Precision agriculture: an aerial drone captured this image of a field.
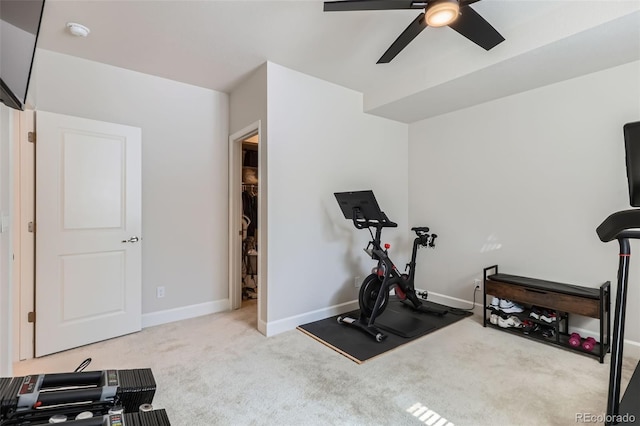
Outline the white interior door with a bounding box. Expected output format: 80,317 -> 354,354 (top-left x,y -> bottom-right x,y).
35,111 -> 142,357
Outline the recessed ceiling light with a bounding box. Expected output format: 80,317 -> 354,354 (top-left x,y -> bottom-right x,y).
66,22 -> 90,37
425,0 -> 460,27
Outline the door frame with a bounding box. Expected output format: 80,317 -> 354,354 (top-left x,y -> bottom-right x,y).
228,122 -> 262,325
0,107 -> 19,375
14,110 -> 35,361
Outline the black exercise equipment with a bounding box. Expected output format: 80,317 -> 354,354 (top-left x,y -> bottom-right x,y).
596,120 -> 640,425
35,409 -> 172,426
0,369 -> 157,425
0,409 -> 171,426
334,190 -> 447,342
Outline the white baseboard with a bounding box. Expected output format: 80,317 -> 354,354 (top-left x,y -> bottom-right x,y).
143,293 -> 640,351
142,299 -> 230,328
265,300 -> 359,337
425,290 -> 481,310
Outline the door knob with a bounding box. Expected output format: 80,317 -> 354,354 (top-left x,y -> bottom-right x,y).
121,236 -> 140,243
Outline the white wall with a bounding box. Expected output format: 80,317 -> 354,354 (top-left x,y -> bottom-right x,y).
31,50 -> 230,319
230,64 -> 267,137
229,62 -> 410,333
0,105 -> 13,375
409,61 -> 640,341
265,62 -> 408,331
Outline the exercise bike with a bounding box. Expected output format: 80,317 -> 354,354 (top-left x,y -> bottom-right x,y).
334,190 -> 447,342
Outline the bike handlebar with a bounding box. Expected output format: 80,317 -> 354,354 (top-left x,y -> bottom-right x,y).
413,229 -> 437,248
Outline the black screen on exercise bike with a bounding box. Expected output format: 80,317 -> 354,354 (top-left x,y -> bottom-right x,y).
334,190 -> 386,222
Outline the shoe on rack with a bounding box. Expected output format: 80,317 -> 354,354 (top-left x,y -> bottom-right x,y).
529,306 -> 543,320
521,320 -> 539,334
540,310 -> 557,323
510,316 -> 523,328
498,315 -> 523,329
542,326 -> 556,339
490,297 -> 500,310
499,299 -> 524,314
490,313 -> 498,325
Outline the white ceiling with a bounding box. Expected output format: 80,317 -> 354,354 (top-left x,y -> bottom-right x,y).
37,0 -> 640,123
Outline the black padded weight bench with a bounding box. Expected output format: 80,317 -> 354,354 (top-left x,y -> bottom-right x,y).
596,121 -> 640,425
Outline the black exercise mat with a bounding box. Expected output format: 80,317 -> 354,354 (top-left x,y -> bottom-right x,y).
297,298 -> 472,363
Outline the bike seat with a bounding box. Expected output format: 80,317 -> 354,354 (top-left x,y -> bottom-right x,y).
411,227 -> 429,233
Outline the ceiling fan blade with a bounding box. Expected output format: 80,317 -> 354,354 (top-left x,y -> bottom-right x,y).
324,0 -> 424,12
448,5 -> 504,50
377,12 -> 427,63
459,0 -> 481,6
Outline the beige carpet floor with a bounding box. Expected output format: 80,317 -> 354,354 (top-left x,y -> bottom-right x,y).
12,301 -> 640,426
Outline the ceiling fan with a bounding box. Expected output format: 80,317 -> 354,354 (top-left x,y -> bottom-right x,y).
323,0 -> 505,63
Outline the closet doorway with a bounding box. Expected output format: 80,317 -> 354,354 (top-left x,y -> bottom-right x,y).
240,136 -> 258,304
228,122 -> 262,331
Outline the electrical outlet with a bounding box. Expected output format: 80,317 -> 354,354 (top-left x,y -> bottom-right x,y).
156,286 -> 165,298
474,278 -> 482,290
354,276 -> 362,288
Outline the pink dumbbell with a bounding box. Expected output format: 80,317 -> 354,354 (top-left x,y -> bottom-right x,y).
582,337 -> 596,352
569,332 -> 582,347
